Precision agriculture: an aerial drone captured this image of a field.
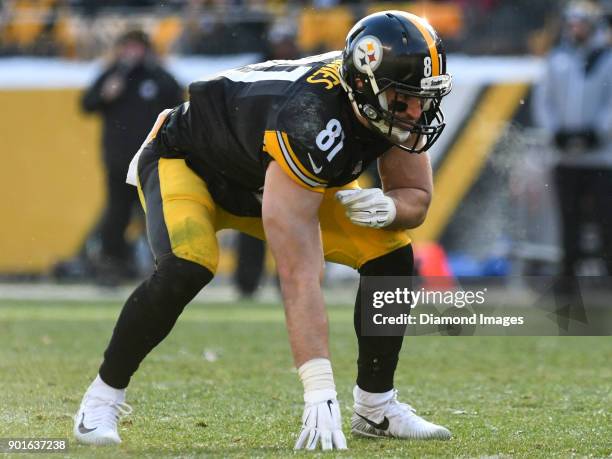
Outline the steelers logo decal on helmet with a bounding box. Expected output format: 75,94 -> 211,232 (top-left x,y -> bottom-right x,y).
353,36 -> 383,73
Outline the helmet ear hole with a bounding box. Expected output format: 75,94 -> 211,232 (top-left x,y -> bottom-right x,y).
354,77 -> 365,90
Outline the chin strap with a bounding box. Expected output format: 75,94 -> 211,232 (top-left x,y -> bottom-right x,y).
339,69 -> 364,119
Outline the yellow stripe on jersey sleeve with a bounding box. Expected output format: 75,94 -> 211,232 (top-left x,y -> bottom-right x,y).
263,130 -> 327,193
279,132 -> 328,184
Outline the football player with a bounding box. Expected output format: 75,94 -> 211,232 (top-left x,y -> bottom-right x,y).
74,11 -> 453,449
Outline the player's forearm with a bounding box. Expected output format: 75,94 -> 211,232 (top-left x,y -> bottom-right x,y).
272,248 -> 330,367
263,214 -> 328,367
279,274 -> 329,367
386,187 -> 431,230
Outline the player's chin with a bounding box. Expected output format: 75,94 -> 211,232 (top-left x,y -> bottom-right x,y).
393,130 -> 425,150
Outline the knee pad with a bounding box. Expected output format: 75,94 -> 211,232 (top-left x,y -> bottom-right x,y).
152,255 -> 214,306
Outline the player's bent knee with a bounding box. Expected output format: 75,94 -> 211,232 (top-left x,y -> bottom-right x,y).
155,254 -> 214,298
358,244 -> 414,277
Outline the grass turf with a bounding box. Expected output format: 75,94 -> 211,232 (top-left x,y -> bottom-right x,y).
0,299 -> 610,458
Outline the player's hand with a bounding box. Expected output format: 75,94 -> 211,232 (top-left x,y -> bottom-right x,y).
336,188 -> 396,228
294,389 -> 347,451
101,74 -> 126,102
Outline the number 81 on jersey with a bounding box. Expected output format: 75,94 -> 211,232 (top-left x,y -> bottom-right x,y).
316,119 -> 345,162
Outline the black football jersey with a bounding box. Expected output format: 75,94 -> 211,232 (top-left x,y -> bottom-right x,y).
159,51 -> 392,215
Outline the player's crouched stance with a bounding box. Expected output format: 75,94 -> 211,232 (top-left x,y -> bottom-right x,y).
74,10 -> 453,450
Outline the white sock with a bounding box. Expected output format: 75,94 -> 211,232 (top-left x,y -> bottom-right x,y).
354,385 -> 394,408
87,374 -> 126,403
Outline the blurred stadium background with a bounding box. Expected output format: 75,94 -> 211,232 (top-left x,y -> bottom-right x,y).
1,0 -> 611,289
2,5 -> 611,455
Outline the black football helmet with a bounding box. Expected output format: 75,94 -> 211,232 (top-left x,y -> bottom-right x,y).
340,11 -> 452,153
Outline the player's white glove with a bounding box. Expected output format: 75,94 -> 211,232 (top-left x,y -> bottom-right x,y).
336,188 -> 397,228
294,389 -> 347,451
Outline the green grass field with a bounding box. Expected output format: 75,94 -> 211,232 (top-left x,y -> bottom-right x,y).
1,298 -> 610,458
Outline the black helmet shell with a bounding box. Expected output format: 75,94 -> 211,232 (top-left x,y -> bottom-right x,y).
341,11 -> 452,152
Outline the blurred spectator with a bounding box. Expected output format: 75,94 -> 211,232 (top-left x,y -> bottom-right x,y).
263,19 -> 300,60
77,0 -> 161,16
177,0 -> 270,55
0,0 -> 566,59
451,0 -> 558,54
233,19 -> 300,298
532,0 -> 612,276
0,0 -> 63,56
75,29 -> 182,284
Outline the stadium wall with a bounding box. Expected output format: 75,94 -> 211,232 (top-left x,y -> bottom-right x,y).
0,56 -> 542,274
